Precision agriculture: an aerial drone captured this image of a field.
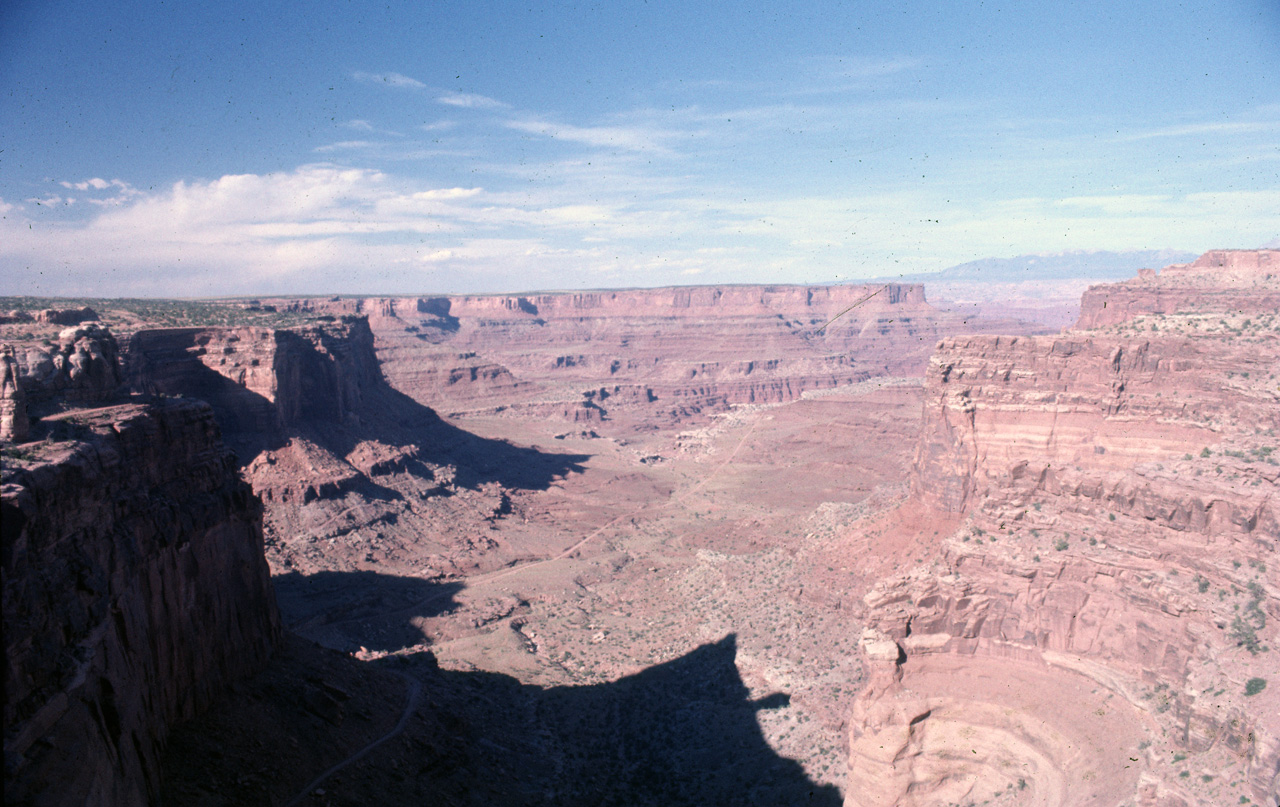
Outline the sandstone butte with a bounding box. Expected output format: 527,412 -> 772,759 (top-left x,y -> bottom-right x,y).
0,250 -> 1275,806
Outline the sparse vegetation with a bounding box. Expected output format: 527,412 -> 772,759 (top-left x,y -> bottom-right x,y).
1244,678 -> 1267,696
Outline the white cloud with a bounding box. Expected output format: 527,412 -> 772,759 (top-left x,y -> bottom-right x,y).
3,151 -> 1277,297
436,92 -> 508,109
353,71 -> 425,89
26,195 -> 71,206
59,177 -> 110,191
1120,120 -> 1280,141
314,140 -> 379,152
504,118 -> 673,154
53,178 -> 144,206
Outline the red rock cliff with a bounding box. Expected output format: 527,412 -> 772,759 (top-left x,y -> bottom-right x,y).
123,317 -> 380,448
266,283 -> 1040,420
1077,249 -> 1280,328
852,251 -> 1280,806
3,400 -> 281,806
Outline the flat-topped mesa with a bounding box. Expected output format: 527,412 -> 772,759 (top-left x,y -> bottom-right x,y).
432,282 -> 928,319
263,283 -> 1034,417
123,317 -> 381,449
280,283 -> 928,319
2,401 -> 280,806
1077,248 -> 1280,328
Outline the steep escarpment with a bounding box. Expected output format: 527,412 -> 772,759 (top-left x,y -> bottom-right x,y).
123,317 -> 379,453
850,251 -> 1279,807
911,332 -> 1273,513
1077,249 -> 1280,329
267,284 -> 1043,423
121,316 -> 589,605
2,401 -> 280,806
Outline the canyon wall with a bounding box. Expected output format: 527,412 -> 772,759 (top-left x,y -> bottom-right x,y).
2,400 -> 281,806
123,317 -> 381,450
1077,249 -> 1280,328
265,283 -> 1044,421
850,251 -> 1280,806
118,316 -> 548,586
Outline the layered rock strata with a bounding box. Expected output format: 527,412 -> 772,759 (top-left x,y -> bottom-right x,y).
123,317 -> 378,450
265,284 -> 1043,421
119,316 -> 571,589
850,251 -> 1280,806
1077,249 -> 1280,328
2,401 -> 281,806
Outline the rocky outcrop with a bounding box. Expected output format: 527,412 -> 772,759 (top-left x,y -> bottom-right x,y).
910,332 -> 1276,513
8,324 -> 122,411
123,317 -> 380,449
1,307 -> 101,326
851,250 -> 1280,806
2,400 -> 281,806
1,345 -> 29,442
1077,249 -> 1280,328
36,307 -> 100,326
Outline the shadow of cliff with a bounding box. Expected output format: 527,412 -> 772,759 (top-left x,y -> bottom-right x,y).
161,632 -> 843,806
124,327 -> 589,493
513,633 -> 842,806
273,571 -> 463,653
345,382 -> 591,493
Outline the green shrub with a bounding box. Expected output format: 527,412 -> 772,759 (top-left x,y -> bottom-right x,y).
1244,678 -> 1267,696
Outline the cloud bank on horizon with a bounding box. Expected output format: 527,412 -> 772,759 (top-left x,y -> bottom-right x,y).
0,0 -> 1277,297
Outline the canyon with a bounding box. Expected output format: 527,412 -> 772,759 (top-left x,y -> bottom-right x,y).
2,252 -> 1276,806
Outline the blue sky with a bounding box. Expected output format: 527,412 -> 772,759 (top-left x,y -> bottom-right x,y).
1,0 -> 1277,296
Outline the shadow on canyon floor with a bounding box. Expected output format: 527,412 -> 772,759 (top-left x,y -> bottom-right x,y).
357,383 -> 592,493
273,571 -> 464,653
162,632 -> 842,806
124,334 -> 590,494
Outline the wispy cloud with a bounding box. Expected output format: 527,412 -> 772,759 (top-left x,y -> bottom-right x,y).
5,152 -> 1276,298
437,92 -> 508,109
353,71 -> 425,89
314,140 -> 379,152
340,119 -> 404,137
504,118 -> 674,154
61,177 -> 110,191
1120,119 -> 1280,141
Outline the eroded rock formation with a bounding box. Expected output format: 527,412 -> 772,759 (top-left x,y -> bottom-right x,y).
2,401 -> 281,806
123,317 -> 379,450
265,284 -> 1043,423
850,250 -> 1280,806
8,323 -> 122,410
1,345 -> 29,442
1078,249 -> 1280,328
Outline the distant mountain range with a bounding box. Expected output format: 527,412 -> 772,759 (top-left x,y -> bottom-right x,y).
867,249 -> 1199,284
